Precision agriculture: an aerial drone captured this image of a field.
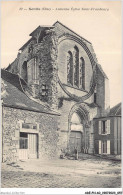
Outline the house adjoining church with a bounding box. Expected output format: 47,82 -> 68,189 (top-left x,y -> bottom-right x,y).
94,103 -> 121,155
1,21 -> 120,163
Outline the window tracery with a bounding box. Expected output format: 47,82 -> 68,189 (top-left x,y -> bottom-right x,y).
66,46 -> 85,90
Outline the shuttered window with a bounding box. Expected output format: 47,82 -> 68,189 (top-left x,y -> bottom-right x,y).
107,140 -> 110,154
99,121 -> 102,134
98,140 -> 110,154
99,140 -> 101,154
106,120 -> 110,134
98,120 -> 110,135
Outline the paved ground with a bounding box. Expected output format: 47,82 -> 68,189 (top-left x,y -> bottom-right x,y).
1,155 -> 121,188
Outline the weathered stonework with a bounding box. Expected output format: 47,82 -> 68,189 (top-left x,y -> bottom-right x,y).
38,30 -> 58,109
2,106 -> 60,162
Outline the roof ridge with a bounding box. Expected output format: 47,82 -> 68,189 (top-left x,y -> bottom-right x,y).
53,21 -> 92,44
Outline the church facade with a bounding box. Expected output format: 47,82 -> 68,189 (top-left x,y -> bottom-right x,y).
2,21 -> 110,162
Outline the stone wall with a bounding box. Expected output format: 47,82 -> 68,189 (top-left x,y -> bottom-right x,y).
104,78 -> 110,114
37,30 -> 58,109
2,106 -> 60,163
96,67 -> 105,116
16,29 -> 58,109
96,66 -> 110,116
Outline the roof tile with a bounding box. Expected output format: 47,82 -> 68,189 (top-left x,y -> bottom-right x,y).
1,69 -> 60,116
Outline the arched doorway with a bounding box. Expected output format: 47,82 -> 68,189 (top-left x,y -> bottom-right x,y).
68,103 -> 90,154
69,112 -> 83,153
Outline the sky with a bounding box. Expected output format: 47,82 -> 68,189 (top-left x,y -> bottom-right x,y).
1,1 -> 122,107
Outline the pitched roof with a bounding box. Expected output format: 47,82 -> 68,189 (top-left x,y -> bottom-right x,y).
109,103 -> 121,116
53,21 -> 91,44
1,69 -> 60,116
19,26 -> 55,51
19,21 -> 92,51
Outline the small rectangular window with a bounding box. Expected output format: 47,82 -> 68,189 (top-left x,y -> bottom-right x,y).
22,123 -> 37,130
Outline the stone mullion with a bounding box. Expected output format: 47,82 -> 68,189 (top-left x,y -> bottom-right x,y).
76,53 -> 79,88
75,53 -> 77,86
67,56 -> 70,84
73,51 -> 76,87
70,56 -> 73,86
73,48 -> 79,88
82,62 -> 85,90
79,60 -> 82,89
77,53 -> 80,88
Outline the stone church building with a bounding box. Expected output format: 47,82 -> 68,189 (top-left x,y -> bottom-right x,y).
1,21 -> 110,162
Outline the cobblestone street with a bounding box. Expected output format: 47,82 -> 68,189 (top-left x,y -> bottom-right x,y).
1,155 -> 121,188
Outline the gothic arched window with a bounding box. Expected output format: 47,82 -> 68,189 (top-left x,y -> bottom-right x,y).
33,57 -> 37,79
22,61 -> 28,82
33,57 -> 39,84
74,46 -> 79,87
80,57 -> 85,90
67,51 -> 73,85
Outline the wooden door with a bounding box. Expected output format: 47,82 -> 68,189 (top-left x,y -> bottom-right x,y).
69,131 -> 82,153
19,149 -> 28,160
28,134 -> 38,159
